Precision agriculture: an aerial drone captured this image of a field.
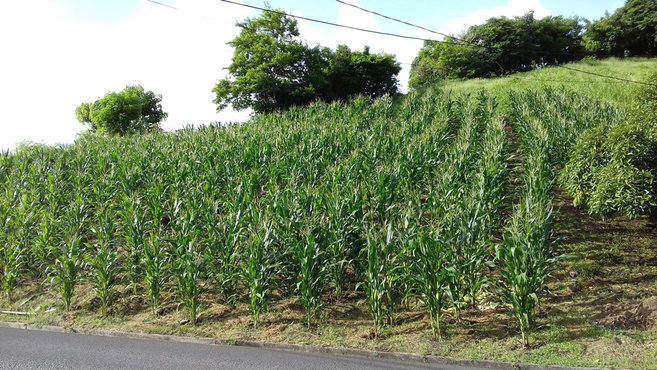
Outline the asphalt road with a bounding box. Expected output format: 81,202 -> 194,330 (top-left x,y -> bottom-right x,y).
0,327 -> 484,369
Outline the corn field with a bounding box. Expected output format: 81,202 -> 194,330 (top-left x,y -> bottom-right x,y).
0,88 -> 620,343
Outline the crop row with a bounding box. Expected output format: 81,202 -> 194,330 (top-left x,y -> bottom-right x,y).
0,89 -> 607,343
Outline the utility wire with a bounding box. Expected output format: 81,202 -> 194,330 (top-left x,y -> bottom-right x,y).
557,65 -> 657,86
335,0 -> 452,40
147,0 -> 656,87
336,0 -> 656,87
215,0 -> 477,46
146,0 -> 178,10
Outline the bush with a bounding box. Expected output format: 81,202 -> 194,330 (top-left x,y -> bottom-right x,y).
76,85 -> 167,136
410,12 -> 584,87
561,73 -> 657,218
583,0 -> 657,58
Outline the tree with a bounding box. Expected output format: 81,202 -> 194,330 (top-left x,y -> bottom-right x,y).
583,0 -> 657,57
76,85 -> 167,135
213,11 -> 400,114
409,13 -> 584,88
213,11 -> 328,114
324,45 -> 400,102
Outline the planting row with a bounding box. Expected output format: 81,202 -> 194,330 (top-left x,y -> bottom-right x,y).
0,89 -> 595,343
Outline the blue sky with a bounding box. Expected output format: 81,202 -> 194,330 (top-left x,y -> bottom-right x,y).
61,0 -> 625,27
0,0 -> 629,150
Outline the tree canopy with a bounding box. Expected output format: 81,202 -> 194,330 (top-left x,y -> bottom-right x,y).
409,12 -> 584,88
583,0 -> 657,57
213,11 -> 400,114
76,85 -> 166,136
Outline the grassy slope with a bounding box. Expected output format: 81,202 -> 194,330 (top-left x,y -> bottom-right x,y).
2,58 -> 657,368
442,57 -> 656,108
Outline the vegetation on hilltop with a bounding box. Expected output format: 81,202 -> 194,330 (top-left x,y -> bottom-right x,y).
76,85 -> 166,136
213,10 -> 400,114
410,0 -> 656,89
584,0 -> 657,58
410,13 -> 584,87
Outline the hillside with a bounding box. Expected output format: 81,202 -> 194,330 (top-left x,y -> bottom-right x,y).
1,58 -> 657,368
442,57 -> 655,108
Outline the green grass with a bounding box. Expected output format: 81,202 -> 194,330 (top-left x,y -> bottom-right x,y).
442,57 -> 656,107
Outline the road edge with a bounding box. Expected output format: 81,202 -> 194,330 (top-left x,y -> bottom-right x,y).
0,320 -> 600,370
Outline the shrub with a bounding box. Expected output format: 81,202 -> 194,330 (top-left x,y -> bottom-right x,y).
561,74 -> 657,218
76,85 -> 166,135
410,12 -> 584,87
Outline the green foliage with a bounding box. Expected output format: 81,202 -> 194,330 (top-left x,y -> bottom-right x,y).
362,232 -> 387,337
119,197 -> 147,295
496,112 -> 558,348
143,234 -> 168,310
213,11 -> 400,114
324,45 -> 400,102
561,74 -> 657,217
0,82 -> 624,342
243,221 -> 276,327
406,232 -> 451,339
86,243 -> 121,316
295,227 -> 327,327
50,237 -> 84,310
1,244 -> 25,300
170,214 -> 204,325
76,85 -> 167,135
583,0 -> 657,57
410,12 -> 584,87
204,210 -> 242,305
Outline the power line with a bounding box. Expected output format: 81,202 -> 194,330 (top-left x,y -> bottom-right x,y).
336,0 -> 452,40
215,0 -> 479,46
146,0 -> 656,87
146,0 -> 177,10
557,65 -> 657,86
336,0 -> 656,87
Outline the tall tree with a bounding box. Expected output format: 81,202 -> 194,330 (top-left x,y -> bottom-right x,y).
214,11 -> 400,114
213,11 -> 328,114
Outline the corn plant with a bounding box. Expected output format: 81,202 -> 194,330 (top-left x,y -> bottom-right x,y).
295,228 -> 327,328
120,197 -> 148,295
242,221 -> 276,327
33,211 -> 60,273
497,117 -> 558,347
86,242 -> 121,316
495,200 -> 557,347
325,195 -> 355,298
406,232 -> 452,339
204,210 -> 242,305
1,244 -> 25,300
171,245 -> 203,325
362,235 -> 385,337
50,237 -> 84,310
362,224 -> 402,336
170,215 -> 203,325
143,233 -> 168,311
1,203 -> 31,299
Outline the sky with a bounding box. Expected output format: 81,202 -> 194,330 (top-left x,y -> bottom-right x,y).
0,0 -> 626,151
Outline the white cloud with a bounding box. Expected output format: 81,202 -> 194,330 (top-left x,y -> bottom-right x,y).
443,0 -> 551,35
0,0 -> 550,151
